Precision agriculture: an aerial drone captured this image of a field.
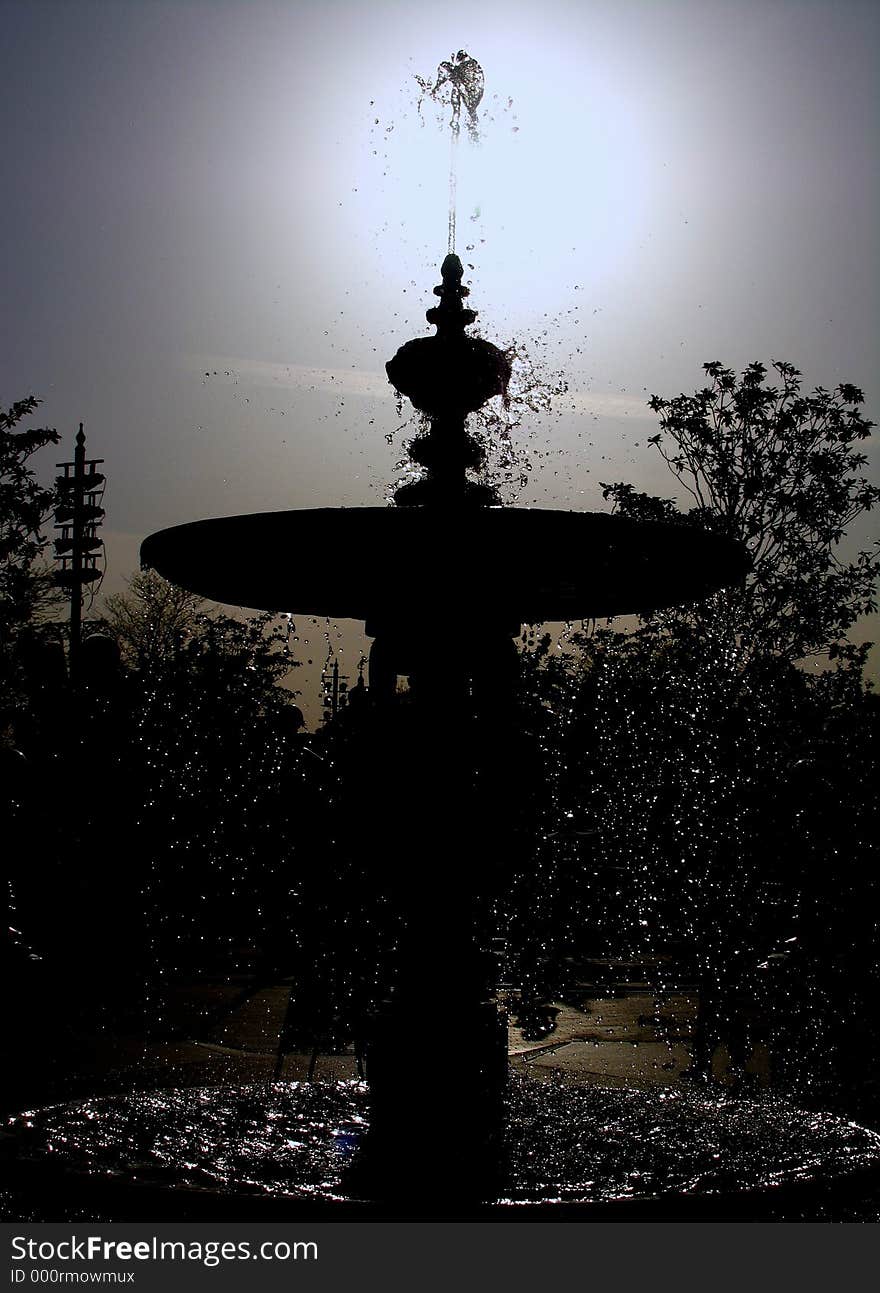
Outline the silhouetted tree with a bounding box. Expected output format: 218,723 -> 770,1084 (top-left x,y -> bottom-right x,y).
603,360 -> 879,666
0,397 -> 61,715
10,568 -> 307,1029
1,399 -> 65,1105
509,362 -> 879,1095
102,583 -> 305,974
103,568 -> 204,672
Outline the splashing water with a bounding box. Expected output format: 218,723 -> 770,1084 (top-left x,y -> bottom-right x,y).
416,51 -> 485,253
385,322 -> 570,507
5,1075 -> 880,1217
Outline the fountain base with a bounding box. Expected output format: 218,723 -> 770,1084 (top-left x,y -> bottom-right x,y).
354,1000 -> 509,1204
4,1074 -> 880,1221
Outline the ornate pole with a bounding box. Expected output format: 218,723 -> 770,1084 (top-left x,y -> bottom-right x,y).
54,424 -> 105,684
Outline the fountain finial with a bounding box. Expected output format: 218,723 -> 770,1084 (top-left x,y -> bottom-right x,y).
426,253 -> 476,335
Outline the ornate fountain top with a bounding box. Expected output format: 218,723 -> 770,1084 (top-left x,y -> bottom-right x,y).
386,256 -> 511,509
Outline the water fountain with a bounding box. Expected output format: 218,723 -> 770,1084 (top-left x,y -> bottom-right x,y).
135,233 -> 755,1196
5,55 -> 880,1222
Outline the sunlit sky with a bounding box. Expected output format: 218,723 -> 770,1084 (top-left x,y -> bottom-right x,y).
3,0 -> 878,715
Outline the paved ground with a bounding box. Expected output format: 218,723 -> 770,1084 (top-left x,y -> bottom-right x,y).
19,975 -> 770,1100
143,984 -> 702,1090
2,958 -> 783,1115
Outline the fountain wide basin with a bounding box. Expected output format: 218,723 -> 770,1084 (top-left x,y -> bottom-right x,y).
5,1075 -> 880,1221
140,507 -> 749,624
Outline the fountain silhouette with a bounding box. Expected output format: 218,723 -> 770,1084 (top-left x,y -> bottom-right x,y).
3,48 -> 878,1222
139,251 -> 751,1204
5,254 -> 880,1221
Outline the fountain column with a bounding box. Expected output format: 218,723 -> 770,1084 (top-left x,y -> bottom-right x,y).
350,254 -> 516,1202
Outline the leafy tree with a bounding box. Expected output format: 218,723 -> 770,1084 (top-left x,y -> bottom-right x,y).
103,570 -> 301,738
1,397 -> 61,713
507,361 -> 880,1091
603,361 -> 879,666
99,571 -> 307,975
103,568 -> 205,672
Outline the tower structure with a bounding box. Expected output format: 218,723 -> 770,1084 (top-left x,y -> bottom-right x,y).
54,424 -> 105,682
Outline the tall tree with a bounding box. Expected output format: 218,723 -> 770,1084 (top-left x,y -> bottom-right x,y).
603,361 -> 879,666
0,397 -> 61,715
576,361 -> 880,1086
507,362 -> 879,1088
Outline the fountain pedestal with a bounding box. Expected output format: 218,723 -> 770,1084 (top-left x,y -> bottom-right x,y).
340,614 -> 521,1201
362,1000 -> 508,1201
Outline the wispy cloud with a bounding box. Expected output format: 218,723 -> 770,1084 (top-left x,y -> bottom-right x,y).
184,355 -> 391,400
563,391 -> 655,421
184,354 -> 655,421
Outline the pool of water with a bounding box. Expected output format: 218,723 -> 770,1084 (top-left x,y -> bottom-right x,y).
5,1072 -> 880,1219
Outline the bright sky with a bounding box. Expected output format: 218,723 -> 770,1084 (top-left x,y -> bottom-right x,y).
3,0 -> 878,716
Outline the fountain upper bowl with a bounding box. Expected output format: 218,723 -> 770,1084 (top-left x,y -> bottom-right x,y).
141,506 -> 749,625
